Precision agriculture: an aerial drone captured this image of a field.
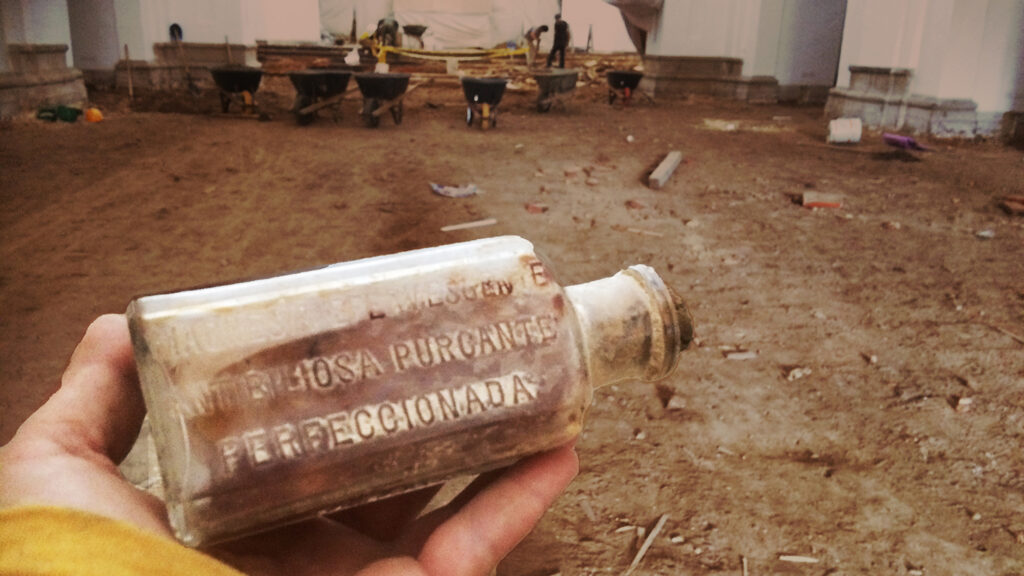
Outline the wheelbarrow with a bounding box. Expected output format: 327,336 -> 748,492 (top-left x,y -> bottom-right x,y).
461,77 -> 507,130
402,24 -> 428,48
606,70 -> 644,106
534,69 -> 578,113
288,69 -> 352,125
210,65 -> 263,114
354,72 -> 412,127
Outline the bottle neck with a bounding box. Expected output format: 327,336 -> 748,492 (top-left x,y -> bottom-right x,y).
564,265 -> 693,388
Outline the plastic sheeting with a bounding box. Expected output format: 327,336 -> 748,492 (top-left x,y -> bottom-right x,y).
602,0 -> 661,32
319,0 -> 557,49
602,0 -> 661,53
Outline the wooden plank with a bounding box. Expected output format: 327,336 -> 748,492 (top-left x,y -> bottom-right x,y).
648,151 -> 683,189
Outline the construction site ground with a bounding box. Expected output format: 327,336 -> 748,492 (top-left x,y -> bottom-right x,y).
2,52 -> 1024,575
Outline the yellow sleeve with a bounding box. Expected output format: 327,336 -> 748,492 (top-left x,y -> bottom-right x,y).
0,506 -> 245,576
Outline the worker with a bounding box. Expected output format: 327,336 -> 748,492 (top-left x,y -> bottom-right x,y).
546,14 -> 571,68
0,314 -> 579,575
375,16 -> 400,48
524,24 -> 549,67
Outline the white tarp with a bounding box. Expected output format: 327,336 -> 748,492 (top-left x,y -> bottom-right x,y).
601,0 -> 661,53
319,0 -> 557,49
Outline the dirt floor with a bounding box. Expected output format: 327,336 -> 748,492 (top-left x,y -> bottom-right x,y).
2,65 -> 1024,575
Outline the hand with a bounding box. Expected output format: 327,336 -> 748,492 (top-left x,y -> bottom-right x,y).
0,315 -> 579,576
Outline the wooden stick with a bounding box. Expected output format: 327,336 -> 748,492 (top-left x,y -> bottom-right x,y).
124,44 -> 134,101
371,82 -> 425,117
622,514 -> 668,576
298,85 -> 360,116
986,323 -> 1024,346
441,218 -> 497,232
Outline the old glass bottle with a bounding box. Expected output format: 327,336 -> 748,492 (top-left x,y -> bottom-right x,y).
127,236 -> 693,547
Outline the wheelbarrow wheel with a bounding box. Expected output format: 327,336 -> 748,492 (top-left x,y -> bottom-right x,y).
363,99 -> 381,128
219,92 -> 232,113
608,90 -> 617,105
537,99 -> 552,113
391,101 -> 403,125
465,106 -> 473,126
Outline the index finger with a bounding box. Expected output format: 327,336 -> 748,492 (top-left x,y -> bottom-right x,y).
15,314 -> 144,463
412,445 -> 578,576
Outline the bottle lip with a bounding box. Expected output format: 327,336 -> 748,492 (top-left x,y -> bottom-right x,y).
623,265 -> 694,380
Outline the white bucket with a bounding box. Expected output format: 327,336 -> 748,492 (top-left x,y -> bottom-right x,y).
827,117 -> 862,144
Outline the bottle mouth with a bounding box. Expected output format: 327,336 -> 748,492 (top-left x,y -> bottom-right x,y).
622,265 -> 694,380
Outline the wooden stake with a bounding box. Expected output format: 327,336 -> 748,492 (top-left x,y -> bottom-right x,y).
124,44 -> 134,101
622,514 -> 668,576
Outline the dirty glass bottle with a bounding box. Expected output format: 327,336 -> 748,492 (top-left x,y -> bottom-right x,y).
127,236 -> 693,547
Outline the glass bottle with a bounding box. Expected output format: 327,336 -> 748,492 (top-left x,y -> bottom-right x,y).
127,236 -> 693,547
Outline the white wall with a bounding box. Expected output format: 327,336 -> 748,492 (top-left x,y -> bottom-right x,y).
647,0 -> 763,66
112,0 -> 319,63
242,0 -> 320,44
647,0 -> 846,86
837,0 -> 1024,112
68,0 -> 120,70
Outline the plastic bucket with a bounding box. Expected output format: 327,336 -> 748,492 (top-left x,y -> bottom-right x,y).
827,117 -> 862,144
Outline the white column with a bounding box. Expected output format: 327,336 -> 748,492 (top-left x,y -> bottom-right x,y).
2,0 -> 74,65
68,0 -> 121,71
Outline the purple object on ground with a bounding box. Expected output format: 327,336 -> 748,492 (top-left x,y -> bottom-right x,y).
883,133 -> 929,151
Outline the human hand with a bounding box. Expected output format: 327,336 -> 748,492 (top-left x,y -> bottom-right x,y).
0,314 -> 579,576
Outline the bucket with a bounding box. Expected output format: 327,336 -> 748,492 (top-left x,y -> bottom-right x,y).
827,117 -> 862,144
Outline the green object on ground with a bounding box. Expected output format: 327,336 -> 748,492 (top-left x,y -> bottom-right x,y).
36,106 -> 83,123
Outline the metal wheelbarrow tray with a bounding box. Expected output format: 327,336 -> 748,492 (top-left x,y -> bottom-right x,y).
534,69 -> 578,113
354,72 -> 412,127
210,65 -> 264,114
288,69 -> 353,125
606,70 -> 644,105
461,77 -> 507,130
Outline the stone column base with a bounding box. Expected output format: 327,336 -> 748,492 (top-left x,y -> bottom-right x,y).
639,55 -> 778,103
0,44 -> 87,118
